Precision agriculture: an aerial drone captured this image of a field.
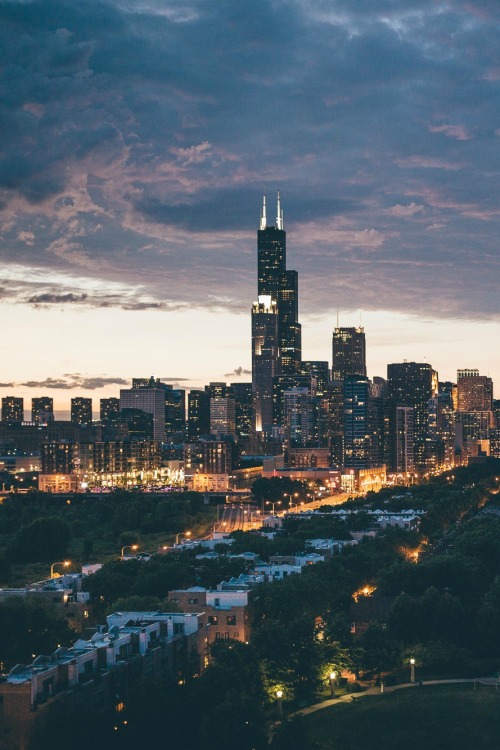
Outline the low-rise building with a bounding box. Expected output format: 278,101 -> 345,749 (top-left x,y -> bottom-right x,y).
0,611 -> 208,750
167,588 -> 252,645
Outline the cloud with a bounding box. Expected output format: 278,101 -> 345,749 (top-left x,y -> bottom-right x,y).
27,292 -> 89,306
0,0 -> 498,328
224,367 -> 252,377
20,375 -> 130,390
385,203 -> 425,217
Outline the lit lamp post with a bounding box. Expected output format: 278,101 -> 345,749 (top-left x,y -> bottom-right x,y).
266,500 -> 282,517
410,658 -> 416,683
121,544 -> 138,559
283,492 -> 298,510
175,531 -> 191,545
276,689 -> 283,718
50,560 -> 71,579
329,671 -> 337,697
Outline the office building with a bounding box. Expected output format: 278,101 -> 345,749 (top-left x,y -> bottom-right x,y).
231,382 -> 253,446
210,396 -> 236,439
70,397 -> 92,425
188,389 -> 211,439
1,396 -> 24,423
301,360 -> 330,397
343,376 -> 379,469
332,327 -> 366,381
252,295 -> 280,435
387,362 -> 438,471
165,387 -> 186,438
257,192 -> 301,375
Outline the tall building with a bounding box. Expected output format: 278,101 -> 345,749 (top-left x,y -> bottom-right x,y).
393,406 -> 415,473
231,382 -> 253,447
343,376 -> 379,469
257,193 -> 301,375
252,295 -> 280,435
100,397 -> 120,423
2,396 -> 24,423
387,362 -> 438,471
187,390 -> 211,440
301,361 -> 330,397
332,327 -> 366,381
164,388 -> 186,439
32,397 -> 54,424
457,369 -> 493,412
210,397 -> 236,439
70,397 -> 92,425
120,377 -> 167,441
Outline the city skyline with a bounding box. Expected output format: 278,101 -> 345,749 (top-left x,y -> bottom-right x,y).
1,1 -> 500,411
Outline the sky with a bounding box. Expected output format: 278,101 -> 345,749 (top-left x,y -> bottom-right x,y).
1,0 -> 500,416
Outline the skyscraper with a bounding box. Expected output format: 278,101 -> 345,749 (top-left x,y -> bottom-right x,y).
332,327 -> 366,380
257,193 -> 302,374
387,362 -> 438,471
252,295 -> 280,434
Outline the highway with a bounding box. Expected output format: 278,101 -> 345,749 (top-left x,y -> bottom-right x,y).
213,492 -> 356,534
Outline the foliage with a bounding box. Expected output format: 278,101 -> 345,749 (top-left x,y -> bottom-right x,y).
0,597 -> 74,669
7,516 -> 71,563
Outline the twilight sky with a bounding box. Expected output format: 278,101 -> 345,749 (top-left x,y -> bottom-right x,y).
1,0 -> 500,415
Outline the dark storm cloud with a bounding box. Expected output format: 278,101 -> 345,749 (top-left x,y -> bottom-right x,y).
0,0 -> 499,319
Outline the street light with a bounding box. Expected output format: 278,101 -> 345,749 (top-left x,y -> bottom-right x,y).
276,689 -> 283,718
50,560 -> 71,579
175,531 -> 191,545
410,658 -> 416,683
121,544 -> 138,559
329,671 -> 337,697
266,500 -> 282,517
283,492 -> 298,509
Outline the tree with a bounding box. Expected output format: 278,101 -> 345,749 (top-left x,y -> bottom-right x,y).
7,517 -> 71,563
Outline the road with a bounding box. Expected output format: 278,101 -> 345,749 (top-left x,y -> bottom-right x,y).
213,492 -> 356,534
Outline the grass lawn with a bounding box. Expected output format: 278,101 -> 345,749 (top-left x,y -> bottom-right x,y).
298,684 -> 500,750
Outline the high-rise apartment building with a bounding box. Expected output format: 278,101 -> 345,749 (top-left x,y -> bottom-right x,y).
70,397 -> 92,425
32,397 -> 54,424
332,327 -> 366,381
2,396 -> 24,423
100,397 -> 120,423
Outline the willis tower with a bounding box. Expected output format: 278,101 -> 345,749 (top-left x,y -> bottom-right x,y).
252,193 -> 301,438
257,192 -> 301,374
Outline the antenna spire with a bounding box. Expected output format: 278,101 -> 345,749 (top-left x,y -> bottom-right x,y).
260,195 -> 267,230
276,190 -> 283,230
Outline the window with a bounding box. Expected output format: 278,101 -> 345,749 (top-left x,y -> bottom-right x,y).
226,615 -> 236,626
208,616 -> 218,625
188,598 -> 198,604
